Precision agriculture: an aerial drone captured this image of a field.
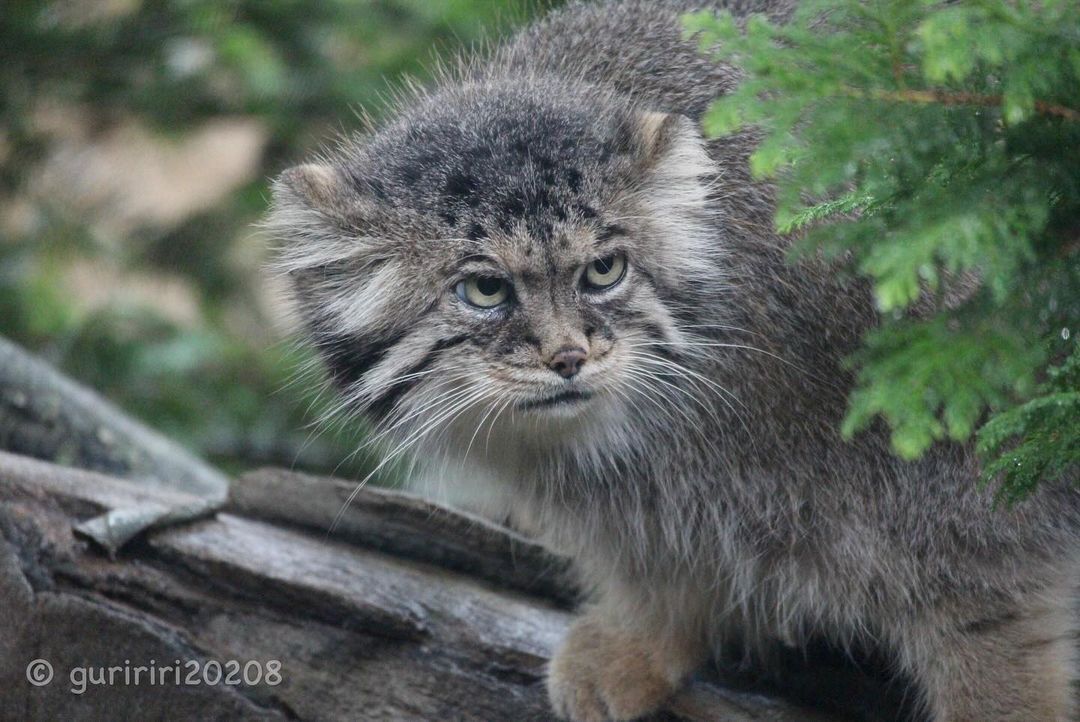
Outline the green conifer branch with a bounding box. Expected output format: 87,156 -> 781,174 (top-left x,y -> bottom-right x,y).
686,1 -> 1080,499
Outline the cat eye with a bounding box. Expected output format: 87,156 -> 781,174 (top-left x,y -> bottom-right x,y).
456,275 -> 510,308
584,253 -> 626,290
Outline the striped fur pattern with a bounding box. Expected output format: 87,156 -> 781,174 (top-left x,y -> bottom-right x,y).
265,2 -> 1080,720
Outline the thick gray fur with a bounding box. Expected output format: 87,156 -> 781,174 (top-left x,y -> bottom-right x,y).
265,2 -> 1080,720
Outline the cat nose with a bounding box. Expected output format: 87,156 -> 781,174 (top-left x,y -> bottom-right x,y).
548,347 -> 587,379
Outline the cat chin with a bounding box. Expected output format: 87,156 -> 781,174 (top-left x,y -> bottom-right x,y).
410,388 -> 626,473
519,398 -> 594,420
516,388 -> 623,427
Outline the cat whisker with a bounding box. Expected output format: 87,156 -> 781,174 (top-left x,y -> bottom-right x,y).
370,380 -> 477,447
624,349 -> 751,415
617,366 -> 709,442
625,339 -> 805,375
620,365 -> 711,431
483,394 -> 517,456
329,383 -> 492,532
329,379 -> 478,481
461,390 -> 507,467
678,323 -> 763,338
622,350 -> 755,446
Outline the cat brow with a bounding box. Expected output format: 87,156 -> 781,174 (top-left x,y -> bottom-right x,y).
597,224 -> 628,240
455,253 -> 505,274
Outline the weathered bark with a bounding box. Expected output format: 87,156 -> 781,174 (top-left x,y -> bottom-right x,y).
0,336 -> 227,498
230,467 -> 575,607
0,452 -> 841,722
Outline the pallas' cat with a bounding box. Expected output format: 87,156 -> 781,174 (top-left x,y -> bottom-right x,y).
266,2 -> 1080,719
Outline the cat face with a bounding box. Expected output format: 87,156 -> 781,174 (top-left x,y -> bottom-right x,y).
267,82 -> 721,450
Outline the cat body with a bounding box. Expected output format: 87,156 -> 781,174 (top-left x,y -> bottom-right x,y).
267,2 -> 1080,719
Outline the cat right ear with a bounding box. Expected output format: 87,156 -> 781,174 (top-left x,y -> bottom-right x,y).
274,163 -> 351,218
266,162 -> 375,277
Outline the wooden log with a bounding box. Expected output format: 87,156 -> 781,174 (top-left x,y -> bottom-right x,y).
229,467 -> 575,606
0,336 -> 228,498
0,452 -> 840,721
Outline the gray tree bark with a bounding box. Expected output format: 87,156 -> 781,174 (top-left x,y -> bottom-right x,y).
0,452 -> 843,721
0,336 -> 227,498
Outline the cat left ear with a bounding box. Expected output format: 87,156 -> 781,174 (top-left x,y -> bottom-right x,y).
631,111 -> 707,170
624,110 -> 715,195
275,163 -> 350,218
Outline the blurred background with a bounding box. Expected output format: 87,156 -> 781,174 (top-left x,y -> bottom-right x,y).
0,0 -> 558,479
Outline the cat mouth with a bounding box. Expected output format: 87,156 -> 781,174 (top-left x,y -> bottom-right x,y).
518,388 -> 594,411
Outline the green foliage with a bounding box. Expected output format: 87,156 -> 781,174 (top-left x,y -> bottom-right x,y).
685,0 -> 1079,498
979,345 -> 1080,504
0,0 -> 552,477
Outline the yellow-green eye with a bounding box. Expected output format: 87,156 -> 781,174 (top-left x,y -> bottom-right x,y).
584,254 -> 626,290
457,276 -> 510,308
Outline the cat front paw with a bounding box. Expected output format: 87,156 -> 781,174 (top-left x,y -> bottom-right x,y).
547,616 -> 684,721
